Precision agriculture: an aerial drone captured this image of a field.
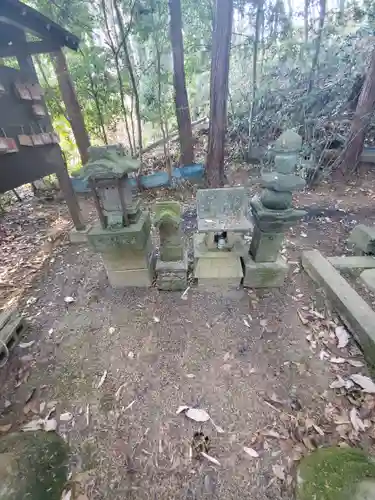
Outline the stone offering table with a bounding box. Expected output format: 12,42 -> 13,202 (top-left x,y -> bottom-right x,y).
154,201 -> 188,291
80,146 -> 154,288
194,187 -> 252,290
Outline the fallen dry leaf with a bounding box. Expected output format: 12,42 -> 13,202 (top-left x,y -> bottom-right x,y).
243,318 -> 251,328
44,418 -> 58,432
351,374 -> 375,393
176,405 -> 190,414
19,340 -> 35,349
330,357 -> 346,364
297,310 -> 309,326
262,429 -> 282,439
350,407 -> 365,433
335,325 -> 350,348
201,451 -> 221,466
243,446 -> 259,458
186,408 -> 210,422
60,412 -> 73,422
22,419 -> 44,432
272,464 -> 285,481
108,327 -> 115,334
64,296 -> 75,304
97,370 -> 107,389
347,359 -> 364,368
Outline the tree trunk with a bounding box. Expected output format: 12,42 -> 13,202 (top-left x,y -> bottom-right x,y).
206,0 -> 234,187
304,0 -> 309,44
335,46 -> 375,173
51,49 -> 90,165
168,0 -> 194,166
308,0 -> 325,93
114,0 -> 143,158
86,69 -> 108,145
248,0 -> 263,154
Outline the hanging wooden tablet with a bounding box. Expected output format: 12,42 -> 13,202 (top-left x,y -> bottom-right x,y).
14,82 -> 32,100
29,83 -> 43,100
31,134 -> 44,146
5,138 -> 18,153
0,83 -> 5,97
32,104 -> 46,117
18,134 -> 34,146
49,132 -> 60,144
0,136 -> 8,153
41,132 -> 52,144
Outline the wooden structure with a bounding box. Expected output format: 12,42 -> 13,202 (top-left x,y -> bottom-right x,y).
0,0 -> 88,229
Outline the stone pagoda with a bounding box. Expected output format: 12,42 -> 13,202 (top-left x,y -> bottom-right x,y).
194,187 -> 252,290
81,146 -> 154,288
154,201 -> 188,291
244,130 -> 306,287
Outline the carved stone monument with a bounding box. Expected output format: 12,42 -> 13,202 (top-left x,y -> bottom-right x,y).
244,130 -> 306,287
194,187 -> 252,290
154,201 -> 188,291
81,146 -> 154,288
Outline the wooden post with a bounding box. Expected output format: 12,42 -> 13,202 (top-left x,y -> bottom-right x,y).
55,160 -> 85,231
52,48 -> 90,165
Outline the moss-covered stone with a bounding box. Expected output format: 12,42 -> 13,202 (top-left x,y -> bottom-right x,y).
0,431 -> 69,500
297,447 -> 375,500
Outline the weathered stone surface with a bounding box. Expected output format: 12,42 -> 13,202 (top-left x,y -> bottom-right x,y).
328,256 -> 375,272
196,187 -> 252,232
250,227 -> 283,262
243,255 -> 288,287
69,225 -> 91,244
87,210 -> 151,252
155,253 -> 188,291
274,129 -> 302,152
101,238 -> 153,271
302,249 -> 375,370
361,269 -> 375,293
261,172 -> 305,192
251,197 -> 306,232
349,224 -> 375,255
274,153 -> 299,173
195,254 -> 243,288
0,431 -> 68,500
154,201 -> 184,262
107,266 -> 154,288
297,446 -> 375,500
260,189 -> 292,210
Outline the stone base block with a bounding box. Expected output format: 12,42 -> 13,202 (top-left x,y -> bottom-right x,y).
101,238 -> 153,271
87,210 -> 151,253
69,225 -> 91,244
250,226 -> 284,262
360,269 -> 375,293
243,255 -> 288,288
155,253 -> 188,291
106,267 -> 154,288
194,254 -> 243,290
349,224 -> 375,255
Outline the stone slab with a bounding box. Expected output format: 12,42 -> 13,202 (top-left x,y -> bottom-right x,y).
349,224 -> 375,254
251,196 -> 306,232
302,249 -> 375,369
328,256 -> 375,271
106,267 -> 154,288
87,210 -> 151,252
243,255 -> 288,288
250,227 -> 284,262
195,254 -> 243,289
69,225 -> 91,244
155,253 -> 188,291
0,310 -> 26,360
360,269 -> 375,293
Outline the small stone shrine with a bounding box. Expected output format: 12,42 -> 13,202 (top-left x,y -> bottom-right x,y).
244,130 -> 306,287
154,201 -> 188,291
194,187 -> 252,289
81,146 -> 154,288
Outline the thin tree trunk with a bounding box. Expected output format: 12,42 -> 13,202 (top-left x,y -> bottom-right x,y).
168,0 -> 194,166
101,0 -> 134,155
304,0 -> 309,44
86,69 -> 108,145
156,44 -> 172,180
51,49 -> 90,164
206,0 -> 234,187
334,46 -> 375,173
114,0 -> 143,158
248,0 -> 263,154
308,0 -> 325,93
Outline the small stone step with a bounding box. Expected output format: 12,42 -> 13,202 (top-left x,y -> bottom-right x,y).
360,268 -> 375,293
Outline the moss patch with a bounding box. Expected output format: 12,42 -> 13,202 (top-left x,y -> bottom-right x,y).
298,447 -> 375,500
0,431 -> 69,500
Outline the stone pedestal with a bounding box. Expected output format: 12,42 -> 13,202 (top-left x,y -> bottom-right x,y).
243,255 -> 288,288
154,201 -> 187,291
194,252 -> 243,291
87,210 -> 154,288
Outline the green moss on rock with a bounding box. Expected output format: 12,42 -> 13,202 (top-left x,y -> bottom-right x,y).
0,431 -> 69,500
298,447 -> 375,500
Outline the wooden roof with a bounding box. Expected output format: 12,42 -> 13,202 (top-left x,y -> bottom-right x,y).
0,0 -> 79,56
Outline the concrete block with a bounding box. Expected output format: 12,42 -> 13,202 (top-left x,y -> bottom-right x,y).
243,255 -> 288,288
195,254 -> 243,289
349,224 -> 375,255
106,267 -> 154,288
302,249 -> 375,370
361,269 -> 375,293
328,256 -> 375,272
155,253 -> 188,291
250,226 -> 284,262
69,225 -> 91,244
101,238 -> 153,271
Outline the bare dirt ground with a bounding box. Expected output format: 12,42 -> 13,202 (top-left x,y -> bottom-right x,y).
1,171 -> 375,499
